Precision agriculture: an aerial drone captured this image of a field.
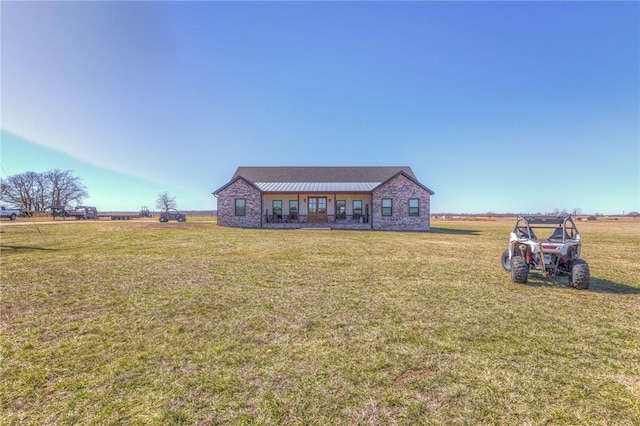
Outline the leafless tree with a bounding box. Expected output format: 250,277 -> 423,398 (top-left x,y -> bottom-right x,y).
155,191 -> 177,212
1,169 -> 88,212
46,169 -> 88,208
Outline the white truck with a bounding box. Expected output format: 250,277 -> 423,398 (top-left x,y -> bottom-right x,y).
0,206 -> 21,220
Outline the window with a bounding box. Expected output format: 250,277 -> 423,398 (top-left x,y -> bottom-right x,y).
289,200 -> 298,220
336,200 -> 346,220
409,198 -> 420,217
382,198 -> 392,216
272,200 -> 282,220
235,199 -> 245,216
353,200 -> 362,220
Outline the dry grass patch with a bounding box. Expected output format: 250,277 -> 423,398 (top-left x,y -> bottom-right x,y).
1,217 -> 639,424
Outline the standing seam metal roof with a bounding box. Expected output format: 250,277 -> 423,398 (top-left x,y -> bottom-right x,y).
255,182 -> 380,192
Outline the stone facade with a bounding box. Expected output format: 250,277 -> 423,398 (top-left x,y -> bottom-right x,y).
214,168 -> 433,231
372,174 -> 431,231
215,179 -> 262,228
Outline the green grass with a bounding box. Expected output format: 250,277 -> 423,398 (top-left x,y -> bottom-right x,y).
1,217 -> 639,425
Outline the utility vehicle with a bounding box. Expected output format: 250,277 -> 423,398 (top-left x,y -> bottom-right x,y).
501,215 -> 590,289
159,209 -> 186,223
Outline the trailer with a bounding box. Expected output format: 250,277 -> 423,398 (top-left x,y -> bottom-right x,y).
67,206 -> 99,220
106,208 -> 153,220
109,213 -> 135,220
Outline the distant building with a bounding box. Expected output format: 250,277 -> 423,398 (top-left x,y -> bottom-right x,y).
213,166 -> 434,231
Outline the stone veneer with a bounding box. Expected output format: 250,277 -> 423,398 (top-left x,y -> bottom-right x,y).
216,173 -> 431,231
371,174 -> 431,231
216,179 -> 262,228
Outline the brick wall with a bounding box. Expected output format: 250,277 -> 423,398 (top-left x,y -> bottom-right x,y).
372,174 -> 431,231
216,179 -> 262,228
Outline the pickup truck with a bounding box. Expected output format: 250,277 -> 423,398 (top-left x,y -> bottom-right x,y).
0,206 -> 21,220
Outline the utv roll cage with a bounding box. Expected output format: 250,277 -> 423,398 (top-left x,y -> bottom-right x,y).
512,215 -> 579,243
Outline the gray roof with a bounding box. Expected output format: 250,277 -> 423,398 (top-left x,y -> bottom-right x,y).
214,166 -> 434,195
232,166 -> 417,183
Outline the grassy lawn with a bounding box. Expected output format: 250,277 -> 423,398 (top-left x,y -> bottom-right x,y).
1,217 -> 639,425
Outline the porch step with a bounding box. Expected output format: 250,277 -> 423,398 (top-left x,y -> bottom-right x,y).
298,227 -> 332,231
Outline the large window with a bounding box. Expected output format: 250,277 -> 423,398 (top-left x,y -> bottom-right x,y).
289,200 -> 298,220
336,200 -> 346,220
382,198 -> 392,216
353,200 -> 362,220
272,200 -> 282,220
235,199 -> 245,216
409,198 -> 420,217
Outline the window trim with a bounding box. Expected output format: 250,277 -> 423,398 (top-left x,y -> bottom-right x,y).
289,200 -> 298,220
336,200 -> 346,220
235,198 -> 246,216
409,198 -> 420,217
272,200 -> 283,220
382,198 -> 392,216
353,200 -> 363,220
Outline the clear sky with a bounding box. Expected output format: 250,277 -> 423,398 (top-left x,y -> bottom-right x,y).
1,1 -> 638,214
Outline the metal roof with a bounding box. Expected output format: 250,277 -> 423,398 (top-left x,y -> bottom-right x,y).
255,182 -> 379,193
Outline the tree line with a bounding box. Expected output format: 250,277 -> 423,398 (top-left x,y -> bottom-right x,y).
0,169 -> 88,213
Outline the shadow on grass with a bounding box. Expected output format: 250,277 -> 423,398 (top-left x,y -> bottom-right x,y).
429,227 -> 480,236
0,245 -> 57,252
523,275 -> 640,294
589,278 -> 640,295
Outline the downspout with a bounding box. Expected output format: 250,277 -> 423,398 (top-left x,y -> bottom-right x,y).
260,192 -> 264,228
213,193 -> 218,224
370,191 -> 373,229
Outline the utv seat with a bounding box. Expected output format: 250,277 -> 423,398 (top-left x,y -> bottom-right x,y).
549,228 -> 570,242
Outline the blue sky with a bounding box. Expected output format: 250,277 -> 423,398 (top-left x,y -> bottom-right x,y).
1,1 -> 638,214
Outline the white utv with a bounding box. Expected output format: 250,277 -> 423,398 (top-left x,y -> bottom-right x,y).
501,215 -> 590,289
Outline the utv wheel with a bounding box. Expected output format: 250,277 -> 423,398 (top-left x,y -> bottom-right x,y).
159,217 -> 168,223
177,216 -> 185,222
510,255 -> 528,284
501,250 -> 511,271
570,259 -> 590,290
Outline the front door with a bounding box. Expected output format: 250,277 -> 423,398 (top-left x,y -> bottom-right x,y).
308,197 -> 327,222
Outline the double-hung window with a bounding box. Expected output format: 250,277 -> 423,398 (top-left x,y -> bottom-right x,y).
353,200 -> 362,220
382,198 -> 392,216
235,199 -> 245,216
409,198 -> 420,217
289,200 -> 298,220
272,200 -> 283,220
336,200 -> 346,220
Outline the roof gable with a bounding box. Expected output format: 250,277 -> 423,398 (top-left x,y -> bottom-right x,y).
373,170 -> 435,195
212,175 -> 261,195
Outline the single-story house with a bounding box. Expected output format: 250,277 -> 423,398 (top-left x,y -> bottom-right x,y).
213,166 -> 434,231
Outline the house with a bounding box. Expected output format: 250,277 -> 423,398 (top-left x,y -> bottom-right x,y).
213,166 -> 434,231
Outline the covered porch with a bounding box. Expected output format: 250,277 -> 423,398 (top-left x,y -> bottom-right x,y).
262,193 -> 372,230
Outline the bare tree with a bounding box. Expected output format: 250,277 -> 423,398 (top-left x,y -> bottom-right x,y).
571,207 -> 583,216
1,171 -> 39,211
1,169 -> 88,212
46,169 -> 88,208
155,191 -> 177,212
